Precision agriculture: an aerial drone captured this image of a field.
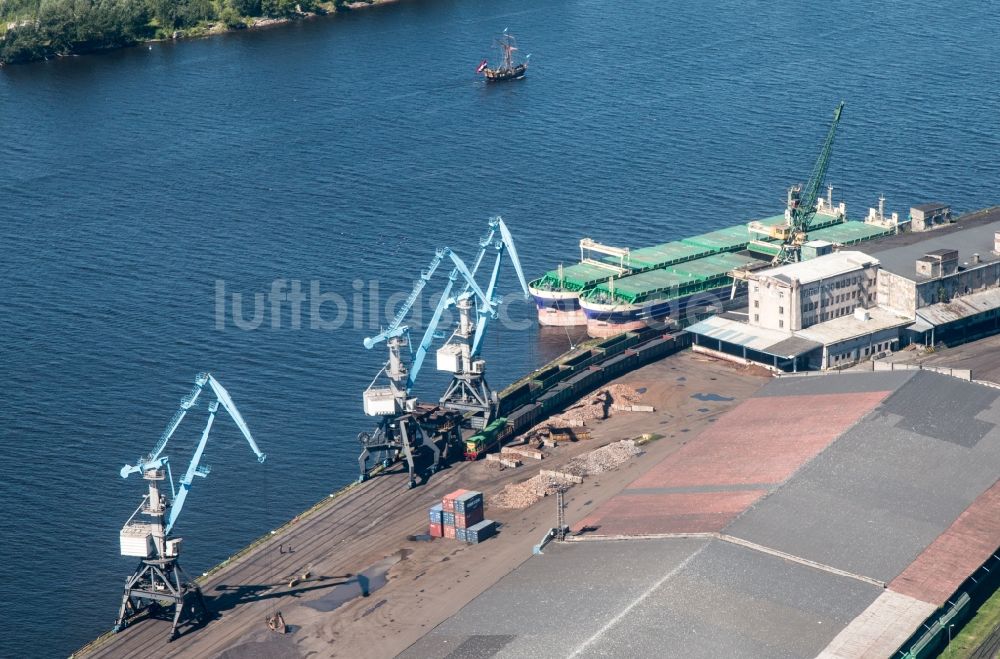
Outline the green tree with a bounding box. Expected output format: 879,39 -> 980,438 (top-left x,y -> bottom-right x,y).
229,0 -> 261,16
261,0 -> 297,18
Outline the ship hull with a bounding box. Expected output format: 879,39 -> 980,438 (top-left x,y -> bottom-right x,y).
484,63 -> 528,82
530,287 -> 587,326
580,286 -> 745,337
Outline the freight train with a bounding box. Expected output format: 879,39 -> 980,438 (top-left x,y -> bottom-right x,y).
462,328 -> 690,459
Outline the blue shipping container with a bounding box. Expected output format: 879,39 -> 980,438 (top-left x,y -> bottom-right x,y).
455,491 -> 484,513
442,511 -> 455,526
429,503 -> 443,525
467,519 -> 497,544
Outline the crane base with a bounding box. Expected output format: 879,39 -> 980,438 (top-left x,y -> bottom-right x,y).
358,406 -> 462,488
115,558 -> 209,640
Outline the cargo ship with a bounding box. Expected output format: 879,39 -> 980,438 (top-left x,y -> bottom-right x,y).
531,197 -> 897,337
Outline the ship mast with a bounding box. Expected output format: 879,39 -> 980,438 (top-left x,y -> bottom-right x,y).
498,33 -> 517,71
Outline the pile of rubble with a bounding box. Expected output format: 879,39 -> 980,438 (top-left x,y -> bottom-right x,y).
564,440 -> 641,477
490,473 -> 568,508
489,440 -> 643,509
547,384 -> 643,427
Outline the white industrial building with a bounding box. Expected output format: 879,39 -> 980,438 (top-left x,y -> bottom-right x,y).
688,207 -> 1000,371
747,251 -> 879,331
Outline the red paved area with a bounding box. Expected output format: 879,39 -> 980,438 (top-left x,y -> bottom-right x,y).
575,490 -> 768,535
629,391 -> 890,490
576,390 -> 891,536
890,479 -> 1000,605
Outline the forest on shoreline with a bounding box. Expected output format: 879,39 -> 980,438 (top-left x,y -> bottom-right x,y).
0,0 -> 371,65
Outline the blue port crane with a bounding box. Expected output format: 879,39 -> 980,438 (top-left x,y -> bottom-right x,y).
115,372 -> 266,640
437,216 -> 530,428
359,246 -> 492,487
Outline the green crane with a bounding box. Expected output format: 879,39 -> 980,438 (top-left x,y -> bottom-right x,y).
775,101 -> 845,262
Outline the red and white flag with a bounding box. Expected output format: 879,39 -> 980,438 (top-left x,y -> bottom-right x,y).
476,59 -> 489,73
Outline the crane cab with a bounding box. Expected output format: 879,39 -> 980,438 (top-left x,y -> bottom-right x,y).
363,386 -> 396,416
120,523 -> 155,558
436,344 -> 462,373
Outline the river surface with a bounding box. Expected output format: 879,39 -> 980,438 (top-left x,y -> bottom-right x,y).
2,1 -> 998,656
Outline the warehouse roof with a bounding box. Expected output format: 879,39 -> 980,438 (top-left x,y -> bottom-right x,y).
403,371 -> 1000,659
915,287 -> 1000,327
753,250 -> 879,286
858,210 -> 1000,279
795,307 -> 913,346
913,202 -> 950,213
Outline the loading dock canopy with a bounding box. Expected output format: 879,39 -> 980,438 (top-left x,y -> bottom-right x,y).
914,288 -> 1000,327
688,315 -> 821,358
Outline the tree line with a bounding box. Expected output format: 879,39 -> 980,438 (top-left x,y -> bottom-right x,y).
0,0 -> 356,65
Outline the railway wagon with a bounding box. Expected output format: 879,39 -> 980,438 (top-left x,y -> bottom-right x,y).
465,331 -> 690,460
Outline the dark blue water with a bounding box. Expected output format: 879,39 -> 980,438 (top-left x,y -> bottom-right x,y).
2,1 -> 998,656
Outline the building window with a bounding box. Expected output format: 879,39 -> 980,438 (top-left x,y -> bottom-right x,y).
779,306 -> 784,315
754,300 -> 759,308
754,314 -> 759,323
779,320 -> 784,328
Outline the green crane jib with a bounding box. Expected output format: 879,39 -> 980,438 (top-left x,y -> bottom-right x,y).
788,101 -> 845,236
754,102 -> 845,264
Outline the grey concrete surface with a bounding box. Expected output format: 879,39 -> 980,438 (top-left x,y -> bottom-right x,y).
401,538 -> 880,659
727,373 -> 1000,582
754,371 -> 915,397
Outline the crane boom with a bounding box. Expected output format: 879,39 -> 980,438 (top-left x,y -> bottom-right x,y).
120,373 -> 208,479
407,250 -> 494,391
471,216 -> 529,357
409,270 -> 458,393
793,101 -> 844,233
364,249 -> 448,350
205,374 -> 266,462
495,216 -> 529,297
165,401 -> 217,535
464,222 -> 498,291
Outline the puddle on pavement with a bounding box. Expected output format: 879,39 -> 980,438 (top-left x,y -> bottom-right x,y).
303,550 -> 405,613
636,387 -> 648,394
691,393 -> 734,402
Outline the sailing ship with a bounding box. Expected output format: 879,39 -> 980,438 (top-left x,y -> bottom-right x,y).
476,31 -> 528,82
